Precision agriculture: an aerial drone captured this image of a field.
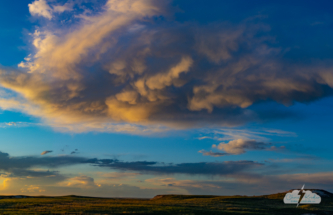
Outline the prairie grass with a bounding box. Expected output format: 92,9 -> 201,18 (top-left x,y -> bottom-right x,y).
0,193 -> 331,214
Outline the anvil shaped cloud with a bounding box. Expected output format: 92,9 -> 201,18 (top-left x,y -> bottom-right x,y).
0,0 -> 333,133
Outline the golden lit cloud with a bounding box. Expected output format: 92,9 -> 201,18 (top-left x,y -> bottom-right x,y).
213,139 -> 269,155
21,185 -> 45,193
59,176 -> 101,188
0,0 -> 333,133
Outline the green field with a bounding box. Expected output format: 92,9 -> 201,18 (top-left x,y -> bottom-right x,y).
0,191 -> 332,214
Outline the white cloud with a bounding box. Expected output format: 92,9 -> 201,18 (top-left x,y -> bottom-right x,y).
52,3 -> 73,13
0,121 -> 37,128
28,0 -> 53,19
28,0 -> 73,19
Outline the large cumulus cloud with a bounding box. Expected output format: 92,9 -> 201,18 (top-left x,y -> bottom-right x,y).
0,0 -> 333,133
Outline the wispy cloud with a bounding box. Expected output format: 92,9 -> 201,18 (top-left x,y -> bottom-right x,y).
0,151 -> 262,177
98,172 -> 141,179
266,156 -> 318,163
146,177 -> 222,189
21,185 -> 45,193
203,128 -> 297,142
41,150 -> 53,155
94,160 -> 263,175
198,150 -> 228,157
70,149 -> 78,155
28,0 -> 73,19
0,122 -> 38,128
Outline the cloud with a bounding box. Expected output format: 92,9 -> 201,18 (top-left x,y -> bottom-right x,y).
212,139 -> 273,155
28,0 -> 73,19
267,156 -> 317,163
41,150 -> 53,155
99,172 -> 141,179
198,150 -> 228,157
144,171 -> 333,196
198,128 -> 290,157
199,139 -> 285,157
0,122 -> 37,128
0,173 -> 166,198
21,185 -> 45,193
0,151 -> 262,178
0,151 -> 92,177
4,122 -> 16,126
70,149 -> 78,155
7,169 -> 61,178
0,150 -> 266,197
0,0 -> 332,133
52,2 -> 73,13
146,177 -> 221,189
59,175 -> 100,188
201,128 -> 296,142
278,172 -> 333,185
1,150 -> 333,196
94,160 -> 263,175
28,0 -> 53,19
4,168 -> 333,197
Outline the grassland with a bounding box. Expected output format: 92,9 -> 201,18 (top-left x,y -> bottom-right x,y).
0,191 -> 332,214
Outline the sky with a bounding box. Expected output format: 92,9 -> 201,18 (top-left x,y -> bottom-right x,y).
0,0 -> 333,198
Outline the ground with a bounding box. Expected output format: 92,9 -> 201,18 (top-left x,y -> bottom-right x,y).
0,190 -> 332,214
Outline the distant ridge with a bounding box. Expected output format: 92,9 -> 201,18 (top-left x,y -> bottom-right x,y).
151,195 -> 219,200
0,189 -> 332,200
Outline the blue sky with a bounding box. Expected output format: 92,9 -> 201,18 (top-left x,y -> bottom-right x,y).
0,0 -> 333,197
